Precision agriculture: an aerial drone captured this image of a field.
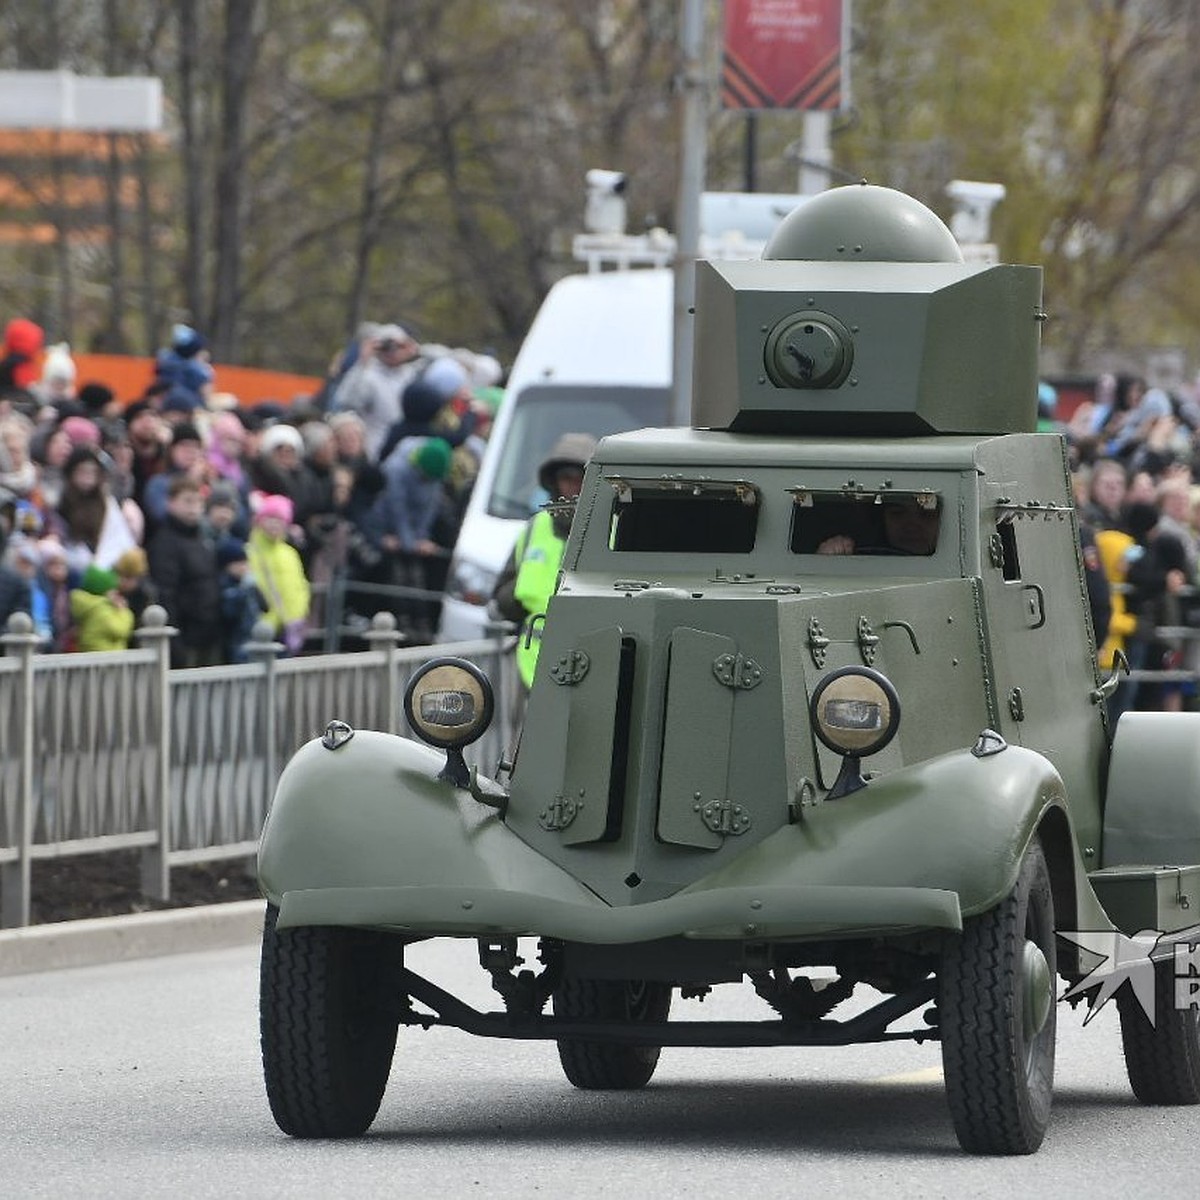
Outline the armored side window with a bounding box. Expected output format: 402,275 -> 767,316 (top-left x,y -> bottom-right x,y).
607,478 -> 758,553
995,520 -> 1022,581
790,491 -> 942,557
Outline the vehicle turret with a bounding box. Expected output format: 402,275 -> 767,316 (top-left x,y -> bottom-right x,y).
691,183 -> 1043,436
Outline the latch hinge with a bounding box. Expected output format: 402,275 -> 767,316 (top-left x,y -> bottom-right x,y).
538,794 -> 581,830
712,652 -> 763,689
698,798 -> 753,836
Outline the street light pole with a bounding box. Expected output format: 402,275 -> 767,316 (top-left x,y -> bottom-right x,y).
672,0 -> 708,429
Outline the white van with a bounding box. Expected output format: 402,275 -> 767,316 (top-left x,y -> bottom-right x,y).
438,190 -> 811,643
438,267 -> 673,642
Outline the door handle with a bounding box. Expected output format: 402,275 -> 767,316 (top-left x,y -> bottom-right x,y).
1022,583 -> 1046,630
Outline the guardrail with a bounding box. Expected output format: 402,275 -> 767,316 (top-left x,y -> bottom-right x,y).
0,607 -> 519,928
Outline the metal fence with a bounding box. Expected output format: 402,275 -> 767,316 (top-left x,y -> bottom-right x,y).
0,607 -> 519,928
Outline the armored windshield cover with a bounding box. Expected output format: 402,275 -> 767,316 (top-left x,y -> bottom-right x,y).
691,184 -> 1043,437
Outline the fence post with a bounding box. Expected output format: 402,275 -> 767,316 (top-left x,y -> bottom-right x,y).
364,612 -> 402,733
247,618 -> 284,814
1,613 -> 41,928
136,606 -> 176,902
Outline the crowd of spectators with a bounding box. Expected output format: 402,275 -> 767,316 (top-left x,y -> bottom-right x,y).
0,315 -> 503,663
1059,373 -> 1200,714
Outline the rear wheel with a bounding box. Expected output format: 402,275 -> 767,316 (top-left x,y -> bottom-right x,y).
941,837 -> 1057,1155
1118,958 -> 1200,1104
553,977 -> 672,1089
260,904 -> 401,1137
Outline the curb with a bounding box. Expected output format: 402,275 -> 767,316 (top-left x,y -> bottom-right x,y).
0,899 -> 266,978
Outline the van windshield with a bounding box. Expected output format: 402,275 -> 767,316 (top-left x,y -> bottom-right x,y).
486,384 -> 670,519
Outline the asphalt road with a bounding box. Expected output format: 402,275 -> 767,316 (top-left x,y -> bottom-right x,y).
3,935 -> 1197,1198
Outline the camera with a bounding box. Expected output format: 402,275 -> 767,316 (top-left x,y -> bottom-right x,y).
584,168 -> 628,236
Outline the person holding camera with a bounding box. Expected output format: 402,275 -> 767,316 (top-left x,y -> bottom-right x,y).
330,322 -> 423,462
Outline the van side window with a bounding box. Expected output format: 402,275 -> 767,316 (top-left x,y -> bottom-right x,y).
609,481 -> 757,553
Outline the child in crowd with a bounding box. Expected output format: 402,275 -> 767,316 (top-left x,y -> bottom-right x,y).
37,537 -> 74,651
113,547 -> 157,625
216,536 -> 266,663
69,563 -> 134,652
246,494 -> 311,655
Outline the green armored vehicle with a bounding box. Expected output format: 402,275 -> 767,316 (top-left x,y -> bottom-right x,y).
258,184 -> 1200,1155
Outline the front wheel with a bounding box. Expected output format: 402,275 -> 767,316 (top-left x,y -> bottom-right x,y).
553,977 -> 672,1089
260,904 -> 402,1137
941,836 -> 1057,1155
1118,958 -> 1200,1104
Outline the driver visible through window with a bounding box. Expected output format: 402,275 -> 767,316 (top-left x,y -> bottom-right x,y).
791,493 -> 942,557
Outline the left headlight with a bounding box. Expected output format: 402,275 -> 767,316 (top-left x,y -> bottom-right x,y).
810,666 -> 900,759
404,657 -> 495,749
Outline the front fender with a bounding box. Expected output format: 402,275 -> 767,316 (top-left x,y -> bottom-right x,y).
682,743 -> 1068,919
257,731 -> 599,913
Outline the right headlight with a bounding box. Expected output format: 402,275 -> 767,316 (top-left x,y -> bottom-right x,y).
810,666 -> 900,758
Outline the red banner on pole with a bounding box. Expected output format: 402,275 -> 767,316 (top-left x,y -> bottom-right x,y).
722,0 -> 847,111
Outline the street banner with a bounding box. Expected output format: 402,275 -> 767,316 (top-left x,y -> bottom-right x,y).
722,0 -> 848,111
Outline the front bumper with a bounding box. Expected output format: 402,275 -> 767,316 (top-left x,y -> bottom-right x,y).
276,880 -> 961,941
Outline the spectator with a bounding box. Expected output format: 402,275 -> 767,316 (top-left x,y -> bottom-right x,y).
77,382 -> 119,422
206,410 -> 249,492
203,479 -> 247,543
147,475 -> 222,667
36,537 -> 74,651
124,400 -> 170,510
1123,501 -> 1189,713
377,358 -> 475,466
331,323 -> 424,461
30,421 -> 75,512
48,445 -> 138,575
0,493 -> 32,627
12,541 -> 51,643
142,422 -> 211,533
113,547 -> 157,625
154,323 -> 214,411
70,563 -> 134,652
0,413 -> 38,498
216,536 -> 265,663
0,317 -> 44,410
34,343 -> 77,411
248,422 -> 308,514
1079,459 -> 1126,531
246,494 -> 311,656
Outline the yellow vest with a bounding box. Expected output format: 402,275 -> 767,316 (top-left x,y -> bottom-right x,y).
512,511 -> 565,688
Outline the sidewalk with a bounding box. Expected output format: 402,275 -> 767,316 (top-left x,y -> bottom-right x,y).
0,899 -> 265,977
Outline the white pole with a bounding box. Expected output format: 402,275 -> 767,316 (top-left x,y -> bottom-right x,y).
672,0 -> 707,428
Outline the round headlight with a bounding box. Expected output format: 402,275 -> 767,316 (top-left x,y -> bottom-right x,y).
403,657 -> 494,749
810,666 -> 900,758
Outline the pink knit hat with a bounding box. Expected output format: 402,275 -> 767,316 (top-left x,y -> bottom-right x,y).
60,415 -> 100,445
254,493 -> 293,525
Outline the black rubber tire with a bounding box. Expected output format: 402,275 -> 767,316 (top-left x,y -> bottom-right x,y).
1118,957 -> 1200,1104
260,904 -> 401,1137
941,837 -> 1057,1155
553,977 -> 672,1089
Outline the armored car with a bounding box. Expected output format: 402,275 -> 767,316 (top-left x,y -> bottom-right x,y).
258,184 -> 1200,1154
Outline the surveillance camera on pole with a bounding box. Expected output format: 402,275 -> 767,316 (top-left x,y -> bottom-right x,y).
946,180 -> 1006,261
584,169 -> 628,236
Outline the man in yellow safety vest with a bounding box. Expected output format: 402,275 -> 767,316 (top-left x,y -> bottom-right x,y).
492,432 -> 596,689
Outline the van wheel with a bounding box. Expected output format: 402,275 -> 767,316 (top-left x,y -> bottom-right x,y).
1118,959 -> 1200,1104
941,837 -> 1057,1155
260,904 -> 401,1137
553,977 -> 672,1089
